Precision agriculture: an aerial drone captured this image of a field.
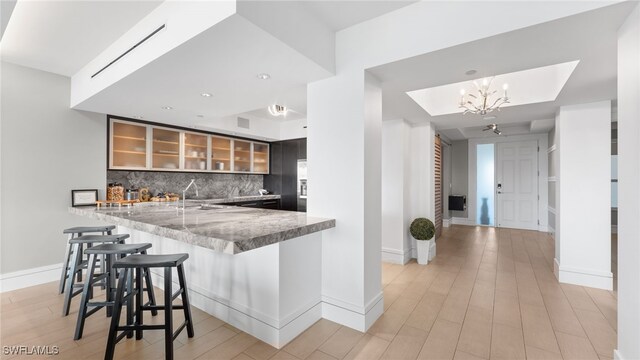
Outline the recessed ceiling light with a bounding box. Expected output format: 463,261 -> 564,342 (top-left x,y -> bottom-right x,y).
465,69 -> 477,75
257,73 -> 271,80
161,106 -> 173,110
200,93 -> 212,97
196,114 -> 204,118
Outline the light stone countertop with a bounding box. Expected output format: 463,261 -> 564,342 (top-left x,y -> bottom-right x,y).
69,197 -> 334,255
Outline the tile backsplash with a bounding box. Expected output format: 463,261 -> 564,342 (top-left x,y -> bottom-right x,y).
107,171 -> 263,199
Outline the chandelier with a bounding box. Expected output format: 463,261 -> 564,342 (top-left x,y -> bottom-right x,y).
459,78 -> 509,115
268,104 -> 288,117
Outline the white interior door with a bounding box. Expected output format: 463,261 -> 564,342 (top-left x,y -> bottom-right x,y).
496,140 -> 539,230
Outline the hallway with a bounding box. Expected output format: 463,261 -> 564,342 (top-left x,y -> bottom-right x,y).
0,226 -> 617,359
375,225 -> 617,360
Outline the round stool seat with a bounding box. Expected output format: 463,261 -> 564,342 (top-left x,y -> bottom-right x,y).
69,234 -> 129,244
85,243 -> 152,255
113,254 -> 188,269
63,225 -> 116,234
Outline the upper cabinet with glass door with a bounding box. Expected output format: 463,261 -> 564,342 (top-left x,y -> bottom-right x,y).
111,121 -> 147,169
152,128 -> 180,170
253,143 -> 269,174
184,132 -> 208,171
108,118 -> 270,174
233,140 -> 252,172
211,136 -> 232,172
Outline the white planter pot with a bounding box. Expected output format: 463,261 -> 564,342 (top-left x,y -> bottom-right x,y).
416,240 -> 430,265
428,239 -> 436,261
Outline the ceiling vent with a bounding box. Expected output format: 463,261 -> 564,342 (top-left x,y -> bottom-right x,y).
91,24 -> 166,79
237,117 -> 250,129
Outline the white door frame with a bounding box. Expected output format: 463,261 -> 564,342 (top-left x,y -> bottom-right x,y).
468,133 -> 549,232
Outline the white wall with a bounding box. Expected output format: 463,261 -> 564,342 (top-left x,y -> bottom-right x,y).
555,101 -> 612,290
441,140 -> 452,221
409,124 -> 436,254
381,119 -> 412,264
616,4 -> 640,359
198,114 -> 282,141
279,118 -> 307,141
1,62 -> 108,276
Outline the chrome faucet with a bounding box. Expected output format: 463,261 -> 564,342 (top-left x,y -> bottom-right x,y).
181,179 -> 199,210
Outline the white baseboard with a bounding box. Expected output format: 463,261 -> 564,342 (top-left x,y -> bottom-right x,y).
554,259 -> 613,290
321,291 -> 383,332
150,271 -> 321,348
0,263 -> 62,293
381,247 -> 411,264
451,217 -> 475,226
443,219 -> 451,228
613,349 -> 624,360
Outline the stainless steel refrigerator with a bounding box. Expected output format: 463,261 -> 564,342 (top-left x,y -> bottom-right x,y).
297,159 -> 307,212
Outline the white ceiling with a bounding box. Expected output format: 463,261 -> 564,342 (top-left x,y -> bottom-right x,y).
73,14 -> 331,129
242,106 -> 307,122
301,1 -> 415,31
0,0 -> 162,76
368,2 -> 634,139
1,0 -> 630,140
0,0 -> 16,41
407,60 -> 579,117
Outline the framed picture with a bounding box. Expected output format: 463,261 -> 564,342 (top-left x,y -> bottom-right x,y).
71,189 -> 98,207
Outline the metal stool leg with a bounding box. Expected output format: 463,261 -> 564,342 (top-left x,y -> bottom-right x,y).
143,267 -> 158,316
135,267 -> 144,340
76,243 -> 84,283
58,240 -> 73,294
140,251 -> 158,316
105,268 -> 128,360
74,253 -> 98,340
62,243 -> 81,316
106,254 -> 115,317
164,267 -> 174,360
177,264 -> 194,338
126,268 -> 134,339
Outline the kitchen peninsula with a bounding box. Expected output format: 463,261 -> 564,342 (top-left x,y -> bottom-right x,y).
71,199 -> 334,348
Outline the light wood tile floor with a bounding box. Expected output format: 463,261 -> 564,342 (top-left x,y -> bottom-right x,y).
0,226 -> 617,359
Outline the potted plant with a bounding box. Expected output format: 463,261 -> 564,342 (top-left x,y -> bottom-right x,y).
410,218 -> 435,265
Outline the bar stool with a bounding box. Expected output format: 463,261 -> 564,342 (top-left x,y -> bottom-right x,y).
105,254 -> 194,360
59,226 -> 116,294
74,243 -> 158,340
62,234 -> 129,316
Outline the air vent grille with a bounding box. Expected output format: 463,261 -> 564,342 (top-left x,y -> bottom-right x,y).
91,24 -> 166,79
237,117 -> 250,129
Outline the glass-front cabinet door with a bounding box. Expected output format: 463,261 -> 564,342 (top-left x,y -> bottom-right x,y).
233,140 -> 252,172
253,143 -> 269,173
111,121 -> 147,168
184,132 -> 208,171
211,136 -> 231,172
109,118 -> 271,174
152,128 -> 180,170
